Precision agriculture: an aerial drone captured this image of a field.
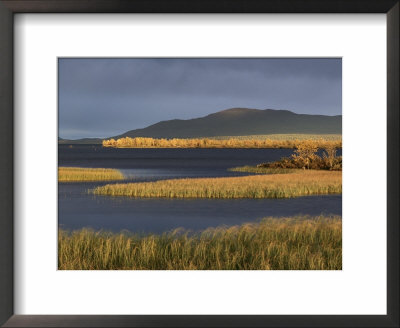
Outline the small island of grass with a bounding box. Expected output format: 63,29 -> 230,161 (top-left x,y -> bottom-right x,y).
59,167 -> 124,182
92,170 -> 341,199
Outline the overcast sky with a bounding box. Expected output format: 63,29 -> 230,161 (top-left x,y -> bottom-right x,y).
59,58 -> 342,139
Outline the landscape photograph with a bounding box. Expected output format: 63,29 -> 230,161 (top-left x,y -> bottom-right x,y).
58,58 -> 342,270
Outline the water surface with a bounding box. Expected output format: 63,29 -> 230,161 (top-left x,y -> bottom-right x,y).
58,145 -> 342,233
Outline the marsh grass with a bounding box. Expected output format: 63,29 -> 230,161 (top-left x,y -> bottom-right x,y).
102,136 -> 341,149
228,166 -> 297,174
58,216 -> 342,270
92,170 -> 341,199
59,167 -> 124,182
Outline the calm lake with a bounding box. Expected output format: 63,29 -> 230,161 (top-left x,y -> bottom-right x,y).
58,145 -> 342,233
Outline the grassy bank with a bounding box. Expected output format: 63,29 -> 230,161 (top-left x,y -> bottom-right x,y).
102,136 -> 341,149
228,166 -> 297,174
58,216 -> 342,270
59,167 -> 124,182
92,170 -> 341,199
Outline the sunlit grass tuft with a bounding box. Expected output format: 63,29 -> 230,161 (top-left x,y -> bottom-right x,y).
58,216 -> 342,270
92,170 -> 341,199
59,167 -> 124,182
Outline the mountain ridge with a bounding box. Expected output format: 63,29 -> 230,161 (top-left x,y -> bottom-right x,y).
113,108 -> 341,139
59,108 -> 342,143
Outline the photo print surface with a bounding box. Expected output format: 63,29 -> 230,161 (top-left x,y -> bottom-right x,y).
58,58 -> 342,270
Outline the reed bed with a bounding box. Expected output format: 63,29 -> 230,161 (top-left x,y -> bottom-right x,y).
59,167 -> 124,182
228,166 -> 297,174
92,170 -> 341,199
102,136 -> 341,149
58,216 -> 342,270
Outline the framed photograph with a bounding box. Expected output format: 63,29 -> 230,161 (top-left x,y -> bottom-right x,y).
0,1 -> 398,327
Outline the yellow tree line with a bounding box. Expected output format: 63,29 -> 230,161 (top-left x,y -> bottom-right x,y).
102,137 -> 342,149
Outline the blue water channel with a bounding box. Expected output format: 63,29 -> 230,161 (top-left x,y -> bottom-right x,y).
58,145 -> 341,233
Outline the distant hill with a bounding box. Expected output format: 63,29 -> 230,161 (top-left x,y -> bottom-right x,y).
58,137 -> 102,144
113,108 -> 341,139
58,108 -> 342,144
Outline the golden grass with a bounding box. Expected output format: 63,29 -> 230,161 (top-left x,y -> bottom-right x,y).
58,216 -> 342,270
102,136 -> 342,149
59,167 -> 124,182
228,166 -> 297,174
92,170 -> 341,199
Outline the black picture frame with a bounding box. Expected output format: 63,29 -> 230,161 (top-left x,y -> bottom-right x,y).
0,1 -> 398,327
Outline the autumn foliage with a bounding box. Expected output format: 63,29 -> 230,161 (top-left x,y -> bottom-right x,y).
258,141 -> 342,170
102,136 -> 341,149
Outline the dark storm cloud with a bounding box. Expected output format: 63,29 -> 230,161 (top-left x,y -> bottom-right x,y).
59,58 -> 341,139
